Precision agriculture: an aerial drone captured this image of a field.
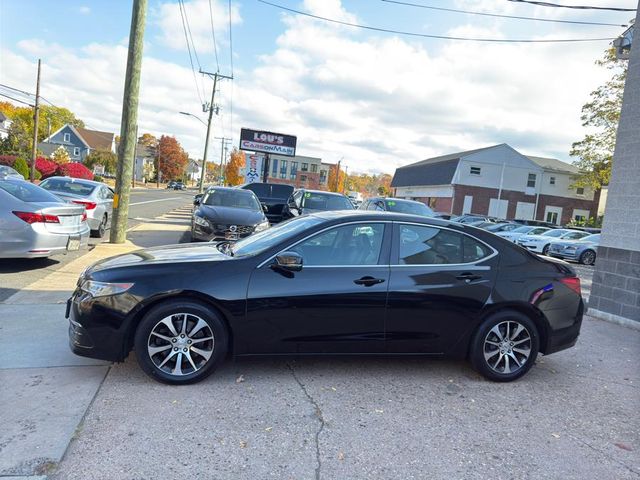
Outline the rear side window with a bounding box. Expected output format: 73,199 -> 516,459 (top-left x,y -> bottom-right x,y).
398,224 -> 491,265
0,180 -> 62,203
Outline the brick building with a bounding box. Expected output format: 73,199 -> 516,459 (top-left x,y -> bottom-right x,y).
260,154 -> 332,190
391,144 -> 597,225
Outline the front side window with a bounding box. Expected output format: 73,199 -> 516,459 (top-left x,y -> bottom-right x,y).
397,224 -> 490,265
527,174 -> 537,188
290,223 -> 385,266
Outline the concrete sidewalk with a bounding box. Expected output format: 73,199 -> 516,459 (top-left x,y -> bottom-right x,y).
0,205 -> 191,478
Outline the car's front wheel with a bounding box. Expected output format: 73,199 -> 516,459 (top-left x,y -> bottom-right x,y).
134,300 -> 228,384
470,310 -> 539,382
91,213 -> 108,238
542,244 -> 551,255
579,249 -> 596,265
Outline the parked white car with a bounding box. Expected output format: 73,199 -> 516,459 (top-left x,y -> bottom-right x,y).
517,229 -> 590,255
496,226 -> 550,243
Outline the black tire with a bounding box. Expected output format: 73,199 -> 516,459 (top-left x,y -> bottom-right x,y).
469,310 -> 539,382
91,214 -> 108,238
579,249 -> 596,266
134,300 -> 228,385
542,244 -> 550,256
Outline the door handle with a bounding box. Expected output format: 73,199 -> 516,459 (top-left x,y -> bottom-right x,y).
456,273 -> 482,283
354,276 -> 385,287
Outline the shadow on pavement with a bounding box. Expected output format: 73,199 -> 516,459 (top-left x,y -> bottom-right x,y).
0,257 -> 60,274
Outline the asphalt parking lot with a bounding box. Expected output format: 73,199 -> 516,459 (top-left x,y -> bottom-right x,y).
49,264 -> 640,480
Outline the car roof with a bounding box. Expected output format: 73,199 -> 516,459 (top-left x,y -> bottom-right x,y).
206,185 -> 254,193
309,209 -> 452,226
368,197 -> 424,204
43,176 -> 103,187
297,188 -> 346,197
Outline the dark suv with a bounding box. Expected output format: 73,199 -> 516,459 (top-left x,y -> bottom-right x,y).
359,197 -> 435,217
240,182 -> 295,223
287,189 -> 354,217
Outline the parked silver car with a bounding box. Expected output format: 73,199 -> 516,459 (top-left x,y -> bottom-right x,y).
39,176 -> 114,238
0,165 -> 25,180
0,177 -> 90,258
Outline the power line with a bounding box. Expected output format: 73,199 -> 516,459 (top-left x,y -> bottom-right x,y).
228,0 -> 235,140
0,92 -> 33,106
178,0 -> 204,104
208,0 -> 220,72
257,0 -> 615,43
181,0 -> 208,100
382,0 -> 628,26
506,0 -> 636,12
0,83 -> 36,97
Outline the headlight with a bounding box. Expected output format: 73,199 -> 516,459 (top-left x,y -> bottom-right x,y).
254,220 -> 270,232
565,246 -> 578,251
193,215 -> 209,227
81,280 -> 134,297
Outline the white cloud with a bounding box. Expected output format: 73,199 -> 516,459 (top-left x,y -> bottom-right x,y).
79,6 -> 91,15
2,0 -> 618,176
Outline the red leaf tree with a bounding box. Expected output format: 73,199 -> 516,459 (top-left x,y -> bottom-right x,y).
56,162 -> 94,180
157,135 -> 188,181
0,155 -> 17,167
34,157 -> 58,179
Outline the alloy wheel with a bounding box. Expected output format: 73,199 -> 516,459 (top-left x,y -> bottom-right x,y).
581,250 -> 596,265
483,321 -> 532,375
542,244 -> 550,255
147,313 -> 215,376
98,215 -> 107,237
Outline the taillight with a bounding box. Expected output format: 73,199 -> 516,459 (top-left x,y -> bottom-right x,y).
560,277 -> 581,296
13,211 -> 60,224
81,212 -> 88,222
73,200 -> 97,210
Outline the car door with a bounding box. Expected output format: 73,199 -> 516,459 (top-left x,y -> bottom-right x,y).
244,221 -> 391,354
386,222 -> 498,354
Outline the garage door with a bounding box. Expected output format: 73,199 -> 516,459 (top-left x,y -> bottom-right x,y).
515,202 -> 535,220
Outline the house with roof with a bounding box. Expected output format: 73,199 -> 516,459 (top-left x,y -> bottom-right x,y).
38,124 -> 116,163
0,111 -> 12,139
391,143 -> 597,225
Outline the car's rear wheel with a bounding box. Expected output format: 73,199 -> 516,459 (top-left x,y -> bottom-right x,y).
579,249 -> 596,265
134,300 -> 228,384
542,244 -> 550,255
470,310 -> 539,382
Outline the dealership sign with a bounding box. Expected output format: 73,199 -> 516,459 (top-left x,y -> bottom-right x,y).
239,128 -> 297,157
243,154 -> 265,184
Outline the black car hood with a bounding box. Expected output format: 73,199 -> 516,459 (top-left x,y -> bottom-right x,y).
88,243 -> 231,272
197,205 -> 265,225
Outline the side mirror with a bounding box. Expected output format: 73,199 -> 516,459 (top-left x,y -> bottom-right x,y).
262,203 -> 268,212
272,251 -> 303,272
194,194 -> 203,206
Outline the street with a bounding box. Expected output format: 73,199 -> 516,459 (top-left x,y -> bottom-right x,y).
0,188 -> 194,302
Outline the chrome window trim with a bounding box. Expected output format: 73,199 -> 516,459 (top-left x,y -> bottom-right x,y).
257,220 -> 392,269
393,221 -> 499,267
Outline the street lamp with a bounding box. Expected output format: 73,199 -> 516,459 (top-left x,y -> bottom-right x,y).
179,111 -> 207,127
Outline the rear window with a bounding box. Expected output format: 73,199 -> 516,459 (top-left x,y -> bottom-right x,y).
243,183 -> 293,200
385,199 -> 434,216
40,178 -> 96,196
0,180 -> 63,203
302,192 -> 353,210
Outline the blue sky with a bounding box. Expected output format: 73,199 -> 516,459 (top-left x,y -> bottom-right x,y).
0,1 -> 635,173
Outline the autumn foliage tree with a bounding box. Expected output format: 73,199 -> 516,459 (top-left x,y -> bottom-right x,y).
224,148 -> 245,186
85,148 -> 117,174
157,135 -> 188,181
327,164 -> 347,192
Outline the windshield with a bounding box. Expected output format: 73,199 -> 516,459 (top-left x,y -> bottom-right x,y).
540,229 -> 567,237
385,199 -> 434,216
579,234 -> 600,242
40,178 -> 96,196
243,183 -> 293,200
561,231 -> 588,240
302,192 -> 353,211
203,189 -> 261,211
0,180 -> 63,203
511,226 -> 533,233
232,215 -> 324,257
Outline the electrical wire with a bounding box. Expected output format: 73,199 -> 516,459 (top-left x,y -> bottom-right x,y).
382,0 -> 628,26
506,0 -> 636,12
257,0 -> 615,43
0,83 -> 36,97
228,0 -> 234,142
209,0 -> 220,72
0,92 -> 33,106
178,0 -> 205,104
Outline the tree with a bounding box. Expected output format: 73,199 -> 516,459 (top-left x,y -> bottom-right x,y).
143,161 -> 155,182
85,148 -> 117,174
327,164 -> 346,193
12,157 -> 30,178
157,135 -> 188,181
224,148 -> 244,186
570,47 -> 627,190
138,132 -> 157,149
50,145 -> 70,164
205,161 -> 221,183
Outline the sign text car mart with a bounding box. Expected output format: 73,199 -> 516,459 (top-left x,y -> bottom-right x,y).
239,128 -> 297,157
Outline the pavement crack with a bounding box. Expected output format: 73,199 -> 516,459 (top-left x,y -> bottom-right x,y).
288,362 -> 325,480
566,432 -> 640,476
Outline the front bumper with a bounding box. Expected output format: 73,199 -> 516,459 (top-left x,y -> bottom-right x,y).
548,250 -> 580,261
191,222 -> 256,242
518,242 -> 544,253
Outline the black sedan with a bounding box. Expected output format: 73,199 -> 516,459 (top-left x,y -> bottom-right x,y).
68,211 -> 584,385
191,187 -> 269,242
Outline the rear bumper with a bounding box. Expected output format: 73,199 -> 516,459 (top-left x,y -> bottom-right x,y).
542,299 -> 584,355
0,226 -> 90,258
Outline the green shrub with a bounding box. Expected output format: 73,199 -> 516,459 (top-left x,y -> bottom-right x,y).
93,175 -> 104,182
13,157 -> 30,179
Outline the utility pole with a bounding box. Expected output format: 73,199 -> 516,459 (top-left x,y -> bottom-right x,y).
198,70 -> 233,193
334,159 -> 342,192
156,138 -> 161,189
30,59 -> 41,183
262,153 -> 270,183
110,0 -> 147,243
132,124 -> 138,188
343,165 -> 349,193
214,136 -> 231,185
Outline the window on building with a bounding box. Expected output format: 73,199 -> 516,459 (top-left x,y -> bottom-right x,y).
470,166 -> 481,176
311,164 -> 318,173
301,163 -> 308,172
527,173 -> 537,188
73,147 -> 80,156
300,175 -> 307,182
280,160 -> 288,179
290,162 -> 298,180
549,176 -> 556,185
546,211 -> 559,224
576,187 -> 585,195
271,158 -> 278,176
63,133 -> 70,142
319,170 -> 327,183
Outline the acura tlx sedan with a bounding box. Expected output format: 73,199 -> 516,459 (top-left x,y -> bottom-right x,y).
68,211 -> 584,385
